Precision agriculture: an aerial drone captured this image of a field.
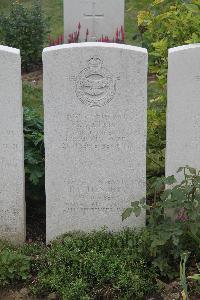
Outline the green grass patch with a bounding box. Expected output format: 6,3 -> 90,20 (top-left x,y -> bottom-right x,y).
23,83 -> 43,118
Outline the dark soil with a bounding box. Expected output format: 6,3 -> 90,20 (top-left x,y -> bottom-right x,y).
22,69 -> 43,88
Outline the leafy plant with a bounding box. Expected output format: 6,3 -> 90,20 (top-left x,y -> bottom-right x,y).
24,106 -> 44,201
0,1 -> 49,70
123,166 -> 200,277
0,230 -> 157,299
31,230 -> 157,299
188,265 -> 200,282
138,0 -> 200,78
136,0 -> 200,178
0,248 -> 30,287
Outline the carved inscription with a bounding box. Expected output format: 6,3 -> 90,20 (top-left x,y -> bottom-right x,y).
59,111 -> 134,152
61,178 -> 135,211
76,57 -> 116,107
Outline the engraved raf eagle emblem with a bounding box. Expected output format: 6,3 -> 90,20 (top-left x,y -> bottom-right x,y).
76,57 -> 116,107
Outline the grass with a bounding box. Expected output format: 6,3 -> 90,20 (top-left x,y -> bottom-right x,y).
23,83 -> 43,117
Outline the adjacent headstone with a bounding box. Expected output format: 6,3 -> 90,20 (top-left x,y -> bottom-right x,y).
43,43 -> 147,243
0,46 -> 25,244
166,44 -> 200,178
64,0 -> 125,42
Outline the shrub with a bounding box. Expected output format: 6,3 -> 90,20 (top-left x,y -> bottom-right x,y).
137,0 -> 200,178
0,1 -> 49,70
138,0 -> 200,79
0,248 -> 30,287
0,231 -> 157,299
31,230 -> 157,299
123,166 -> 200,278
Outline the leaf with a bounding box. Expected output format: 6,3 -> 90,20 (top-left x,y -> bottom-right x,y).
133,206 -> 142,217
165,175 -> 176,185
177,167 -> 184,173
122,208 -> 133,221
160,189 -> 171,201
140,197 -> 146,205
188,274 -> 200,281
185,166 -> 196,175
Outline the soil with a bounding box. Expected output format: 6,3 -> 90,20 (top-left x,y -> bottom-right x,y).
0,289 -> 46,300
22,70 -> 43,88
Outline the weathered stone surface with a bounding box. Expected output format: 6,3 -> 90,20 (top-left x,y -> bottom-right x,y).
43,43 -> 147,243
166,44 -> 200,178
0,46 -> 25,244
64,0 -> 124,42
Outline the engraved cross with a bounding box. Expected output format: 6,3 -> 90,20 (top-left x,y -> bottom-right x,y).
84,2 -> 104,41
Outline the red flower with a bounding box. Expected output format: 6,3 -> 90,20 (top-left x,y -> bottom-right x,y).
116,28 -> 119,42
121,26 -> 125,43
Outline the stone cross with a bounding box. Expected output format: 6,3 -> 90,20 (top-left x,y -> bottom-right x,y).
43,43 -> 148,243
64,0 -> 125,43
84,2 -> 104,41
84,2 -> 104,40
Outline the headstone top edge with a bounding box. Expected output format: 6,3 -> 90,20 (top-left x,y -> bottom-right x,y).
169,43 -> 200,55
0,45 -> 20,55
43,42 -> 147,55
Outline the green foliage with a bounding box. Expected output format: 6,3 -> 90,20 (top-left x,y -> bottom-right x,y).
24,106 -> 44,200
0,231 -> 157,299
32,230 -> 157,299
137,0 -> 200,178
0,1 -> 49,70
0,247 -> 30,287
188,265 -> 200,282
23,83 -> 43,117
138,0 -> 200,77
180,252 -> 190,300
123,166 -> 200,278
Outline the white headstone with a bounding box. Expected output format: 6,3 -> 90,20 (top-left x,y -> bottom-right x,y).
166,44 -> 200,178
43,43 -> 147,243
64,0 -> 124,42
0,46 -> 25,244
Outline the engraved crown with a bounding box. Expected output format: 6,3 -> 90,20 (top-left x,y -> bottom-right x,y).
88,57 -> 102,69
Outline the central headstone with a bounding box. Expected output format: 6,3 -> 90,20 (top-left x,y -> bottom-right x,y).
64,0 -> 125,42
43,43 -> 147,243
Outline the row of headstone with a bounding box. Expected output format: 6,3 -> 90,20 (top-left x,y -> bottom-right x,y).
0,43 -> 200,244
